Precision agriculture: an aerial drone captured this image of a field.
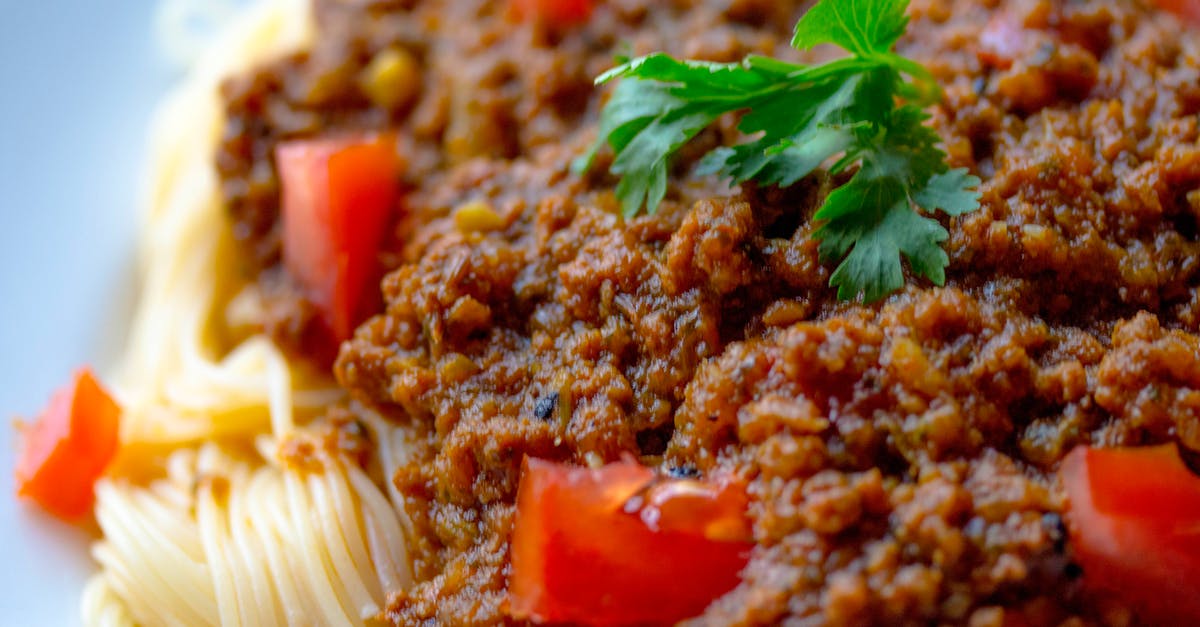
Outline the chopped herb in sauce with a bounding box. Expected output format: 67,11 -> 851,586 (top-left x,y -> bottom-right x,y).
577,0 -> 981,302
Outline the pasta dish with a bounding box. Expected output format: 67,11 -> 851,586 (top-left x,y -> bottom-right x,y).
12,0 -> 1200,625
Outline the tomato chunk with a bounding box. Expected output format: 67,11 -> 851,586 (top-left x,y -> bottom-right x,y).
509,458 -> 752,625
509,0 -> 595,27
277,135 -> 400,343
15,368 -> 121,520
1061,445 -> 1200,623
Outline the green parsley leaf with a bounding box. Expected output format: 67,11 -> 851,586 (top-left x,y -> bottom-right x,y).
578,0 -> 981,302
915,169 -> 983,216
823,201 -> 950,302
791,0 -> 909,57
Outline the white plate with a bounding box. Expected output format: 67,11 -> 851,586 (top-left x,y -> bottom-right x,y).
0,4 -> 176,624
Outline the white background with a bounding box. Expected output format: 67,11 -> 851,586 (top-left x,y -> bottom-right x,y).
0,2 -> 176,624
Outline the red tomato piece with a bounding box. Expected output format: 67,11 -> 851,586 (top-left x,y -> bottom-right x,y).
1152,0 -> 1200,26
509,0 -> 595,27
509,458 -> 752,626
1061,445 -> 1200,623
277,135 -> 400,343
15,368 -> 121,520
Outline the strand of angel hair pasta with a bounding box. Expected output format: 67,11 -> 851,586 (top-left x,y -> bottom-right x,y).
346,465 -> 413,593
309,471 -> 380,615
140,0 -> 310,230
80,574 -> 137,627
84,0 -> 423,624
328,465 -> 401,594
263,470 -> 330,622
116,0 -> 328,448
281,468 -> 362,624
224,477 -> 282,626
353,410 -> 418,590
244,469 -> 316,626
91,439 -> 415,627
361,411 -> 412,513
274,422 -> 413,601
92,481 -> 216,626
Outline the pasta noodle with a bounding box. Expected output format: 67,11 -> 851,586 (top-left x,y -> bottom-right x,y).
83,0 -> 413,624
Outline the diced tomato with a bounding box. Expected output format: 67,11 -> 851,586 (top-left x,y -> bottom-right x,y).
1151,0 -> 1200,26
276,134 -> 400,343
509,0 -> 595,27
15,368 -> 121,520
1061,445 -> 1200,623
509,458 -> 753,626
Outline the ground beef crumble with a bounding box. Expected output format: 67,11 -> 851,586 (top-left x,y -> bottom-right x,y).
216,0 -> 1200,624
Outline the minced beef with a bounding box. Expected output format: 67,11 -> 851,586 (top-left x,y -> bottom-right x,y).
217,0 -> 1200,625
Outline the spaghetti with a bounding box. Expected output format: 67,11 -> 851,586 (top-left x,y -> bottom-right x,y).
21,0 -> 1200,624
80,1 -> 412,624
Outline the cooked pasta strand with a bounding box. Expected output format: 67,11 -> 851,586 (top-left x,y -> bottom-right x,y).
83,1 -> 414,625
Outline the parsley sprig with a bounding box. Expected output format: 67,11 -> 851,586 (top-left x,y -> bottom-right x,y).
575,0 -> 981,302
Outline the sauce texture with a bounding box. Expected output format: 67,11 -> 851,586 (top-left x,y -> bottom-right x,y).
219,1 -> 1200,624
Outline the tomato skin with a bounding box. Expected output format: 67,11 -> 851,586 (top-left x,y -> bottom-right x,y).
1061,445 -> 1200,623
509,458 -> 752,626
15,368 -> 121,520
509,0 -> 595,26
277,135 -> 400,343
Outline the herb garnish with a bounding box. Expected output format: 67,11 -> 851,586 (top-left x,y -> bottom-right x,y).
575,0 -> 981,302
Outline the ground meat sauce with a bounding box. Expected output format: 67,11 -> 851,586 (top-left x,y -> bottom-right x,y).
217,0 -> 1200,624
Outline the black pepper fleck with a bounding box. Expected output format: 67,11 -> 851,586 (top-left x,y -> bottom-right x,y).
1042,512 -> 1067,553
533,392 -> 559,421
667,466 -> 700,479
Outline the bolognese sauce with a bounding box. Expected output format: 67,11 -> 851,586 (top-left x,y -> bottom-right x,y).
215,0 -> 1200,624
